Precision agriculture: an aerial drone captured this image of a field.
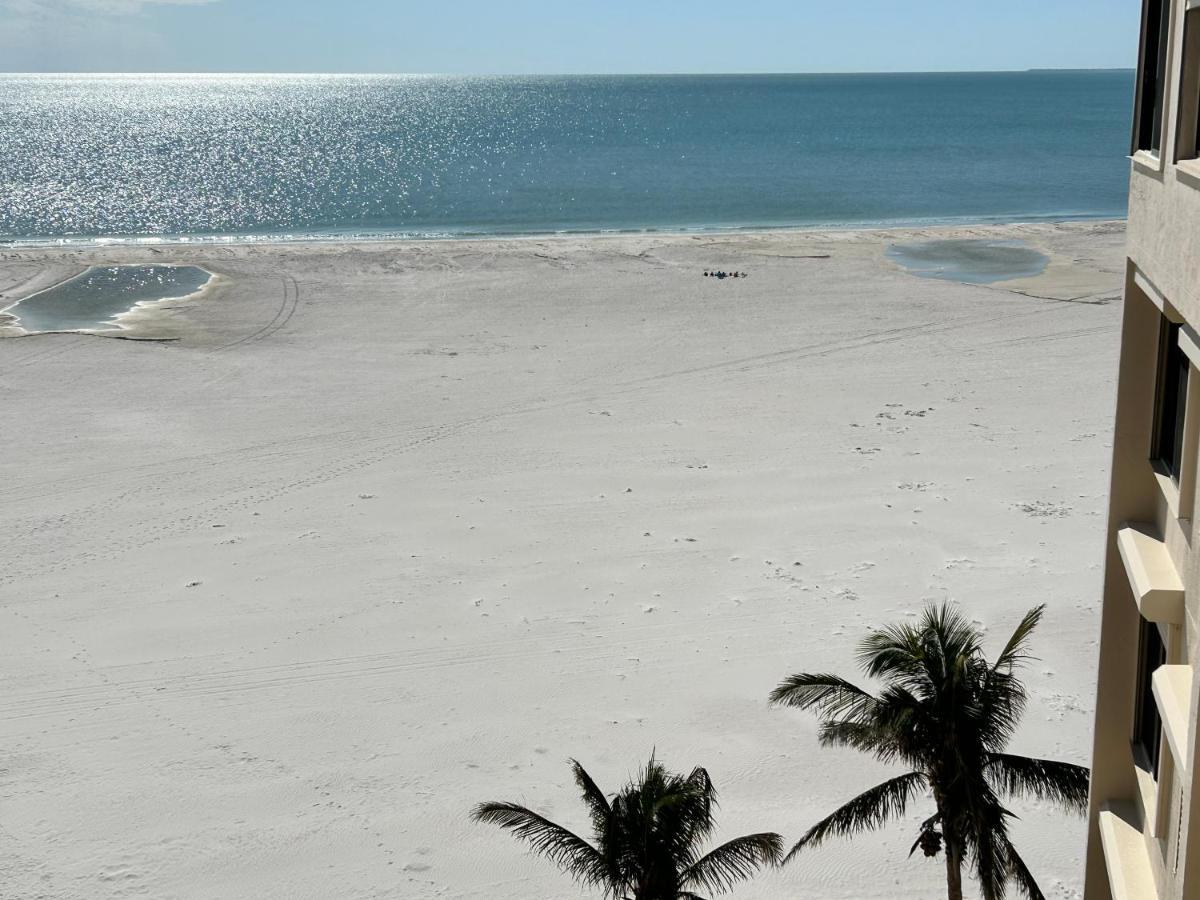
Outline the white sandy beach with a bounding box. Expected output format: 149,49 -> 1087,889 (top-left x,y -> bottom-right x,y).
0,220 -> 1125,900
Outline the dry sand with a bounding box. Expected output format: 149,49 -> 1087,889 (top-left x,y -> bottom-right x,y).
0,220 -> 1126,900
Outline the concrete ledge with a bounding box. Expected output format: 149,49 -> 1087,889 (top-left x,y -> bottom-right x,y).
1152,664 -> 1193,774
1117,524 -> 1185,624
1179,322 -> 1200,369
1133,269 -> 1171,316
1099,801 -> 1158,900
1132,149 -> 1165,174
1150,466 -> 1183,520
1178,158 -> 1200,190
1132,758 -> 1160,835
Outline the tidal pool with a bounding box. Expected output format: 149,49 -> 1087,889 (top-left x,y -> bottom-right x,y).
4,265 -> 211,333
886,239 -> 1049,285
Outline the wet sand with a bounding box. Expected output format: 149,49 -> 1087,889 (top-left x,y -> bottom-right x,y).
886,237 -> 1050,284
0,219 -> 1125,899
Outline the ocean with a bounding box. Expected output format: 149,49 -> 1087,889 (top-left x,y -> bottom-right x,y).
0,71 -> 1133,244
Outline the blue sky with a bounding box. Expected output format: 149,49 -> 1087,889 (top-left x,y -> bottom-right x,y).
1,0 -> 1140,73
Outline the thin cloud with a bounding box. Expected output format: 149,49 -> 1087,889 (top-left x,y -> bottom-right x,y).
3,0 -> 218,17
0,0 -> 218,70
70,0 -> 219,11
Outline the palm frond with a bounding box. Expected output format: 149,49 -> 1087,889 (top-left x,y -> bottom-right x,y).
570,758 -> 612,834
684,766 -> 716,801
997,832 -> 1047,900
857,621 -> 927,681
471,801 -> 608,886
993,606 -> 1045,674
977,666 -> 1029,750
681,766 -> 717,839
816,719 -> 890,749
785,771 -> 927,862
925,603 -> 983,661
769,673 -> 879,720
871,683 -> 926,744
612,758 -> 718,871
681,832 -> 784,895
984,754 -> 1090,814
968,806 -> 1011,900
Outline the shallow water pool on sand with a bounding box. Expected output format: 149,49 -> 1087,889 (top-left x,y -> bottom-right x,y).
4,265 -> 211,333
886,239 -> 1049,285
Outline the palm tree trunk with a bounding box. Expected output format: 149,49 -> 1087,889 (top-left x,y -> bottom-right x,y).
933,790 -> 963,900
943,842 -> 964,900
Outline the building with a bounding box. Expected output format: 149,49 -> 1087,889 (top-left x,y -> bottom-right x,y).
1084,2 -> 1200,898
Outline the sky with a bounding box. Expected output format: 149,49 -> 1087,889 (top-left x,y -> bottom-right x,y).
0,0 -> 1141,74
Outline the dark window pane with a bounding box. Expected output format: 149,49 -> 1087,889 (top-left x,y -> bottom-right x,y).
1195,38 -> 1200,160
1154,321 -> 1189,482
1195,82 -> 1200,158
1187,10 -> 1200,159
1171,356 -> 1189,477
1136,0 -> 1172,153
1134,618 -> 1166,777
1152,0 -> 1171,152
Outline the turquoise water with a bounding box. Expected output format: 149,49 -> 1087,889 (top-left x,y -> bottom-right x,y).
5,266 -> 212,332
886,239 -> 1050,284
0,72 -> 1133,243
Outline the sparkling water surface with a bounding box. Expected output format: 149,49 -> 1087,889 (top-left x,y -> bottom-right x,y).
0,72 -> 1133,243
5,265 -> 212,332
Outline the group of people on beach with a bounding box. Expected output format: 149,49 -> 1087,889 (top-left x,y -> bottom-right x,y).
703,269 -> 746,279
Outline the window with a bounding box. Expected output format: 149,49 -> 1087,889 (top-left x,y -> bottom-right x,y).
1134,617 -> 1167,777
1178,6 -> 1200,161
1135,0 -> 1173,156
1153,320 -> 1189,482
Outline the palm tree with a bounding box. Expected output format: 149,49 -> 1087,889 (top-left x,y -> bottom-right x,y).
472,755 -> 783,899
769,603 -> 1089,900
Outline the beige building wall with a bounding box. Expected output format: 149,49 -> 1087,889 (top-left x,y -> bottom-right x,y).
1084,2 -> 1200,899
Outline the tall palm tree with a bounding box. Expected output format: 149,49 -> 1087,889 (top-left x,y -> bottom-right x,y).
472,755 -> 782,899
769,603 -> 1089,900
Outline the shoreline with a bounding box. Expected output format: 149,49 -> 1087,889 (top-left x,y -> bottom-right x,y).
0,219 -> 1127,341
106,270 -> 219,333
0,212 -> 1128,252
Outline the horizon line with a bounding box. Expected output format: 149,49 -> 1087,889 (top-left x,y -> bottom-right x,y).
0,67 -> 1136,77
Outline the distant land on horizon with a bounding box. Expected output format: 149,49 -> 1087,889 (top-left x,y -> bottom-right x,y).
1027,66 -> 1134,72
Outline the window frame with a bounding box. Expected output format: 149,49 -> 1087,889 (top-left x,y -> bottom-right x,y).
1176,4 -> 1200,163
1152,319 -> 1190,483
1134,0 -> 1174,157
1133,616 -> 1167,780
